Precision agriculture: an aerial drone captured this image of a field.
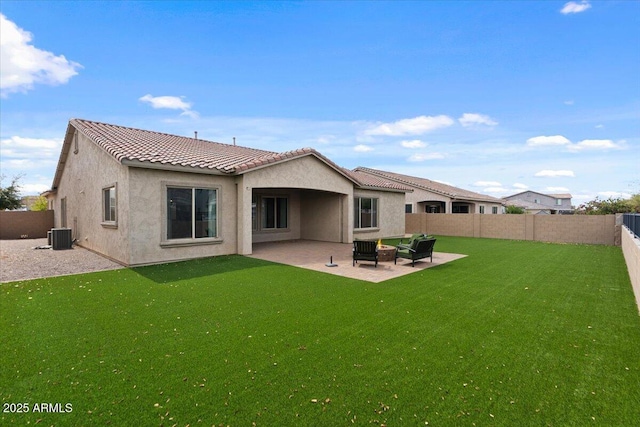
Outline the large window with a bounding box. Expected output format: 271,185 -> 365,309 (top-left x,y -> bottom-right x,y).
260,196 -> 288,229
167,187 -> 217,240
354,197 -> 378,228
103,186 -> 116,223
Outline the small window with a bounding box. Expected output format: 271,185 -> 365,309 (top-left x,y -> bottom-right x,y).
103,186 -> 117,224
73,131 -> 79,154
492,206 -> 498,214
479,205 -> 485,214
556,199 -> 562,206
354,197 -> 378,228
405,204 -> 413,213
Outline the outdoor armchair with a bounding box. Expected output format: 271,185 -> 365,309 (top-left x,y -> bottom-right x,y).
353,240 -> 379,267
395,238 -> 436,267
397,233 -> 428,251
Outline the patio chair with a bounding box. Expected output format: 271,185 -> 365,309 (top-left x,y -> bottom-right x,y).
397,233 -> 428,251
395,238 -> 436,267
353,240 -> 378,267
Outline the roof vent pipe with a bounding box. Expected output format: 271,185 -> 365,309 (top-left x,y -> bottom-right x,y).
233,137 -> 236,146
194,131 -> 198,140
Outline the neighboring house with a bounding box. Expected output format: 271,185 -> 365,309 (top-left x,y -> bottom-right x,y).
503,191 -> 573,214
44,119 -> 410,266
354,167 -> 504,214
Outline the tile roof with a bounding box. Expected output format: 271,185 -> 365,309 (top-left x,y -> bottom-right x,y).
58,119 -> 407,193
345,169 -> 413,192
354,166 -> 503,203
71,118 -> 276,173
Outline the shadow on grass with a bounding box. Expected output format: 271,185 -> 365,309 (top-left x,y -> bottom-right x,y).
131,254 -> 276,284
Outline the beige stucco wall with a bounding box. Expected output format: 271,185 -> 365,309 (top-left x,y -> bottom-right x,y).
127,167 -> 238,265
621,227 -> 640,314
239,155 -> 355,252
354,189 -> 406,240
406,188 -> 448,212
300,191 -> 345,242
50,131 -> 131,264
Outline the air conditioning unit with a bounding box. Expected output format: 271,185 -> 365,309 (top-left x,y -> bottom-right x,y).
51,228 -> 73,250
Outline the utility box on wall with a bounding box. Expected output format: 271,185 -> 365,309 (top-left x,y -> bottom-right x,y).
51,228 -> 73,250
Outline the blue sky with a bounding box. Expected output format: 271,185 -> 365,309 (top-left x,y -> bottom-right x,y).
1,0 -> 638,205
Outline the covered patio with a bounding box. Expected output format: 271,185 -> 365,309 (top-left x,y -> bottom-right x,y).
248,239 -> 466,283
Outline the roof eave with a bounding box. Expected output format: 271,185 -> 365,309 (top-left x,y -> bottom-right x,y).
355,185 -> 412,193
121,159 -> 230,175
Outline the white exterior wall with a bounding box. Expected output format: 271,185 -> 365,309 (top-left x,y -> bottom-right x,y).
51,131 -> 131,264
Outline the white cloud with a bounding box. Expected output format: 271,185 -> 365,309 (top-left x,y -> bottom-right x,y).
0,14 -> 82,97
535,170 -> 575,178
407,152 -> 445,162
400,139 -> 427,149
139,94 -> 199,118
353,144 -> 373,152
21,183 -> 50,194
526,135 -> 571,147
546,187 -> 570,192
473,181 -> 502,187
483,187 -> 511,194
364,115 -> 454,136
597,191 -> 631,199
564,100 -> 575,105
567,139 -> 621,152
513,183 -> 528,190
560,1 -> 592,15
458,113 -> 498,127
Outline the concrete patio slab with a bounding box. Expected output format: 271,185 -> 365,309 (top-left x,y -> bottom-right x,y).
248,240 -> 467,283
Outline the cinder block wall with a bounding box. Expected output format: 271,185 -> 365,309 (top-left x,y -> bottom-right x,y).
407,213 -> 618,246
0,210 -> 55,239
621,227 -> 640,314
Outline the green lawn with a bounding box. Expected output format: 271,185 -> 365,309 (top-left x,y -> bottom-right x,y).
1,237 -> 639,426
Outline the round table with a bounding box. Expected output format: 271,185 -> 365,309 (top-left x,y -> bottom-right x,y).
377,244 -> 396,262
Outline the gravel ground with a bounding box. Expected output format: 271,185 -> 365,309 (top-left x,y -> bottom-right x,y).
0,238 -> 123,283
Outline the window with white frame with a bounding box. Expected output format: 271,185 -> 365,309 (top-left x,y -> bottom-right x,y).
492,206 -> 498,214
354,197 -> 378,228
556,199 -> 562,206
479,205 -> 485,214
405,204 -> 413,213
167,187 -> 217,240
102,185 -> 117,224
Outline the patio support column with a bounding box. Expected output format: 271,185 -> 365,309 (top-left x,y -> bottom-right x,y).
343,193 -> 354,243
236,178 -> 253,255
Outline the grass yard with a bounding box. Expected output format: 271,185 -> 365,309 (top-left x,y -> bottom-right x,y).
1,237 -> 639,426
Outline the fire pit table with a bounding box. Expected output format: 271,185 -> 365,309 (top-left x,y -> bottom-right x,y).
377,244 -> 397,262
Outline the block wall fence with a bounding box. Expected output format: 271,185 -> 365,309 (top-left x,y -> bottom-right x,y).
0,210 -> 54,240
406,213 -> 619,246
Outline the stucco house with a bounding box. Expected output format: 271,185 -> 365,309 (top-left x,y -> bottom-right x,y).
45,119 -> 410,266
354,167 -> 504,214
503,191 -> 573,214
